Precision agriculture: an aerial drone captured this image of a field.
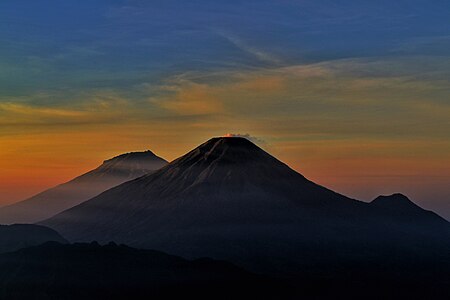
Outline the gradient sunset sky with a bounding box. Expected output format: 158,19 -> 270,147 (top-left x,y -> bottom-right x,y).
1,1 -> 450,218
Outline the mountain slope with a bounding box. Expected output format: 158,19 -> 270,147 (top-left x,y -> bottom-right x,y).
0,151 -> 167,224
0,224 -> 67,253
42,137 -> 450,273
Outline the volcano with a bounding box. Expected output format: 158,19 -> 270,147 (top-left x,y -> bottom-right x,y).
0,151 -> 167,224
42,137 -> 450,273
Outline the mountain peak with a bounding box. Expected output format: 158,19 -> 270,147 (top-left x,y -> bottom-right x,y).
370,193 -> 449,227
371,193 -> 417,209
97,150 -> 167,173
172,136 -> 267,168
205,136 -> 259,153
103,150 -> 160,164
203,136 -> 259,151
213,136 -> 255,142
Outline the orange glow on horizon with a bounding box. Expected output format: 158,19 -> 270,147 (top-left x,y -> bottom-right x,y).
2,132 -> 450,219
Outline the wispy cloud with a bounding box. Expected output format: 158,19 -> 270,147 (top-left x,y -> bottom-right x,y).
217,31 -> 283,65
0,103 -> 86,118
149,56 -> 450,141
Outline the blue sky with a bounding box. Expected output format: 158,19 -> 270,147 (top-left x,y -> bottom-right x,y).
1,0 -> 449,97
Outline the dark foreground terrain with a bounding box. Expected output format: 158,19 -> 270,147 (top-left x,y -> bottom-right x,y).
0,242 -> 288,300
0,242 -> 449,300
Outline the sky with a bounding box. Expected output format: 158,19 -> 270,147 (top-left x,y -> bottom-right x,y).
1,0 -> 450,218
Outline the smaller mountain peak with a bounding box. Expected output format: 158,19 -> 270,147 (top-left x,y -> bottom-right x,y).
103,150 -> 159,164
377,193 -> 409,200
94,150 -> 168,176
371,193 -> 418,209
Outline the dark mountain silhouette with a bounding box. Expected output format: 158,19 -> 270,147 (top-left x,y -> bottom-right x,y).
0,241 -> 291,300
371,193 -> 449,226
42,137 -> 450,274
0,224 -> 66,253
0,151 -> 167,224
